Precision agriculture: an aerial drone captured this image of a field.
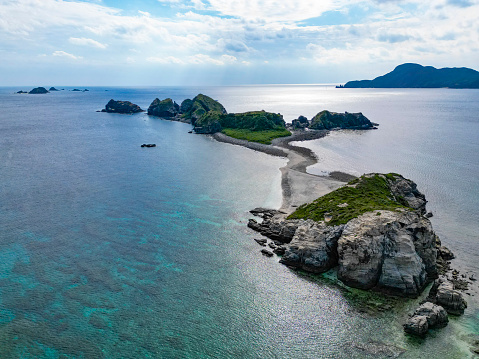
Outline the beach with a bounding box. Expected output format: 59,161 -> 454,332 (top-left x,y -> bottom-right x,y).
214,130 -> 349,213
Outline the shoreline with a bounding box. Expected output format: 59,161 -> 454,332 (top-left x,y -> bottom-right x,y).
212,130 -> 352,213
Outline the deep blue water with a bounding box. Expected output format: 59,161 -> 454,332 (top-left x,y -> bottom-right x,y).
0,86 -> 478,358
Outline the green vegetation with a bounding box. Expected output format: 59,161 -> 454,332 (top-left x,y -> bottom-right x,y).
182,94 -> 226,123
288,173 -> 409,226
194,109 -> 290,143
309,110 -> 372,130
221,128 -> 292,144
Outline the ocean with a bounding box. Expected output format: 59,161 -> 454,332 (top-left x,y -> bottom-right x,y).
0,85 -> 478,358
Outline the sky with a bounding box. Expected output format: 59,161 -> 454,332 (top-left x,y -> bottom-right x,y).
1,0 -> 478,86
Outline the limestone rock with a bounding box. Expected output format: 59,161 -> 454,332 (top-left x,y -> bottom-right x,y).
413,302 -> 448,327
435,280 -> 467,315
248,215 -> 301,244
280,220 -> 344,273
102,99 -> 144,114
403,315 -> 429,337
387,175 -> 427,214
147,98 -> 180,118
337,210 -> 437,296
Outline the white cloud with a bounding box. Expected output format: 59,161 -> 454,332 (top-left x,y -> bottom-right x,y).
52,50 -> 83,60
147,56 -> 185,64
69,37 -> 107,49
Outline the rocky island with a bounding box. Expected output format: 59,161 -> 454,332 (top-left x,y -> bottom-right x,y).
340,63 -> 479,89
101,99 -> 144,114
29,87 -> 49,94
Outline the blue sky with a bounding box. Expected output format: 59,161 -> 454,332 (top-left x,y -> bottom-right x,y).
1,0 -> 478,85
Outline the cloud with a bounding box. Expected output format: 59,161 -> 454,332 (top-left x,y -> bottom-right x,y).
206,0 -> 344,21
147,54 -> 238,65
52,50 -> 82,60
147,56 -> 185,64
446,0 -> 474,7
69,37 -> 107,49
376,32 -> 411,43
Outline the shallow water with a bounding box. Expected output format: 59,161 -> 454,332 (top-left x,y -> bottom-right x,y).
0,86 -> 477,358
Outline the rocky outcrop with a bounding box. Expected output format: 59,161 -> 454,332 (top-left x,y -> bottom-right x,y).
310,110 -> 374,130
403,315 -> 429,337
280,220 -> 344,273
387,175 -> 427,214
180,99 -> 193,113
102,99 -> 144,114
404,302 -> 448,336
147,98 -> 180,118
49,87 -> 60,91
248,173 -> 442,298
29,87 -> 49,94
291,115 -> 309,129
182,94 -> 227,125
337,210 -> 437,296
434,280 -> 467,315
248,216 -> 300,244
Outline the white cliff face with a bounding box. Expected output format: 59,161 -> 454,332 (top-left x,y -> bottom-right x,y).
337,210 -> 437,297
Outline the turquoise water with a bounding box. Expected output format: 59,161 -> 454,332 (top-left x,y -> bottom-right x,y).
0,86 -> 477,358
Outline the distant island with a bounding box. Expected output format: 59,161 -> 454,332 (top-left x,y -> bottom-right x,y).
102,94 -> 378,144
340,63 -> 479,89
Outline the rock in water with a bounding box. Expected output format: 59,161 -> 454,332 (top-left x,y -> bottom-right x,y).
29,87 -> 49,94
102,99 -> 144,114
412,302 -> 448,328
49,87 -> 60,91
403,315 -> 429,337
337,210 -> 437,296
435,280 -> 467,315
147,98 -> 180,118
309,110 -> 374,130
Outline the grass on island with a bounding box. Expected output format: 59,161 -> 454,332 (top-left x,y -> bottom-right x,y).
288,173 -> 410,226
221,128 -> 292,144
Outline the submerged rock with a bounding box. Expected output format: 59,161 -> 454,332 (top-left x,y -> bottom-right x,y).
102,99 -> 144,114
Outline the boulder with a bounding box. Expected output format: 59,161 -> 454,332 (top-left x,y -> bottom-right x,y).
261,249 -> 274,257
280,220 -> 344,273
254,238 -> 267,246
337,210 -> 437,296
413,302 -> 448,327
435,280 -> 467,315
102,99 -> 144,114
147,98 -> 180,118
403,315 -> 429,337
29,87 -> 49,94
